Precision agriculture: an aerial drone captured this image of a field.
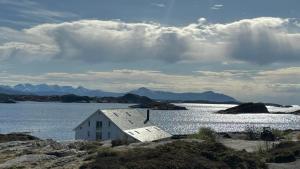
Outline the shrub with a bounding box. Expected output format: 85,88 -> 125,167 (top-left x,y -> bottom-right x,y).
244,126 -> 260,140
189,127 -> 216,142
97,147 -> 118,157
265,141 -> 300,163
111,139 -> 129,147
221,153 -> 243,168
267,151 -> 296,163
271,129 -> 283,139
297,134 -> 300,141
79,141 -> 103,153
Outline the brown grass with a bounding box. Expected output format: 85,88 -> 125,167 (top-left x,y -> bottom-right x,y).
80,141 -> 267,169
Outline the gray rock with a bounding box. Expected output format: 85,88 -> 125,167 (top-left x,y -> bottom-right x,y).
0,154 -> 57,168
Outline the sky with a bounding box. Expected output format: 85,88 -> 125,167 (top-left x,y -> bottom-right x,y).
0,0 -> 300,104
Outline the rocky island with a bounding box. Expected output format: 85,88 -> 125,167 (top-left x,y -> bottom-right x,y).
217,103 -> 300,115
130,101 -> 187,110
0,94 -> 17,103
217,103 -> 270,114
292,110 -> 300,115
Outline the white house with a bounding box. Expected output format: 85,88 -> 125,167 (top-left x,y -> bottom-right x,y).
74,109 -> 171,142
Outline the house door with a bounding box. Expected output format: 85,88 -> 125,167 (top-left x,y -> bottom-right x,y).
96,121 -> 102,141
96,131 -> 102,140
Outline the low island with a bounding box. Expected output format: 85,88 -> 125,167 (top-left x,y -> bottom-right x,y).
217,103 -> 270,114
130,101 -> 187,110
217,102 -> 300,115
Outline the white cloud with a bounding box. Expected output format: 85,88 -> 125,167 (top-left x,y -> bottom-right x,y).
0,0 -> 78,24
0,17 -> 300,64
210,4 -> 224,10
152,3 -> 165,8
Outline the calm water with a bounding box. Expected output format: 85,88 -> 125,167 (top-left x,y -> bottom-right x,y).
0,102 -> 300,141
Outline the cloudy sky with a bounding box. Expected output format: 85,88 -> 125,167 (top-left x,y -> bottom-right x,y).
1,0 -> 300,104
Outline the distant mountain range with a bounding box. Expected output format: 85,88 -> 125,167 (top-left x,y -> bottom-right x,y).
0,84 -> 121,97
0,84 -> 237,102
130,87 -> 237,102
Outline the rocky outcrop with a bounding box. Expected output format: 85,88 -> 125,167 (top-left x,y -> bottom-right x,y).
0,94 -> 16,103
0,99 -> 16,103
217,103 -> 269,114
0,139 -> 89,169
0,133 -> 39,143
293,110 -> 300,115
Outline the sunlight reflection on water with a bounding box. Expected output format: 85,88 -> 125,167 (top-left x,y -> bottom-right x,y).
0,102 -> 299,140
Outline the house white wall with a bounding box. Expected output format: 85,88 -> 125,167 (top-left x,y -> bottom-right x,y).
75,110 -> 134,141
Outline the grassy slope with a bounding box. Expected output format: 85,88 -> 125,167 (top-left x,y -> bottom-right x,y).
80,141 -> 267,169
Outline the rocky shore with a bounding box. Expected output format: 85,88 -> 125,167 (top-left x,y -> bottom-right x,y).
0,131 -> 299,169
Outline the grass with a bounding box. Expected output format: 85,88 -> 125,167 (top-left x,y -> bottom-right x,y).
78,141 -> 103,154
297,134 -> 300,141
111,139 -> 130,147
80,141 -> 267,169
264,141 -> 300,163
244,127 -> 293,141
271,129 -> 285,139
189,127 -> 216,142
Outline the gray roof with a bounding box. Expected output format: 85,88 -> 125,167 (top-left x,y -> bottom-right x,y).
101,109 -> 171,142
101,109 -> 153,130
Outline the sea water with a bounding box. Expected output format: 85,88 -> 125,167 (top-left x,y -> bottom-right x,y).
0,102 -> 299,140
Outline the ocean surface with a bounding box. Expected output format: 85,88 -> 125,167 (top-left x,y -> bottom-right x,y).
0,102 -> 300,141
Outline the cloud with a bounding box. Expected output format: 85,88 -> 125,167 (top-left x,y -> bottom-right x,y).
210,4 -> 223,10
0,17 -> 300,64
151,3 -> 165,8
0,0 -> 78,25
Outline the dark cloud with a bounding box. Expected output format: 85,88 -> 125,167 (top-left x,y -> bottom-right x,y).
229,26 -> 300,64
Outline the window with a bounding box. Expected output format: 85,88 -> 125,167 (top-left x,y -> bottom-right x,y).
88,121 -> 90,127
96,132 -> 102,140
134,131 -> 140,134
146,129 -> 151,132
87,131 -> 90,137
113,112 -> 119,117
125,112 -> 131,116
128,120 -> 133,124
96,121 -> 102,130
154,127 -> 160,131
128,132 -> 134,135
107,132 -> 111,139
108,121 -> 111,127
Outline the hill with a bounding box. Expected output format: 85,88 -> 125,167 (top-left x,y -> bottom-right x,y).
130,87 -> 237,102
